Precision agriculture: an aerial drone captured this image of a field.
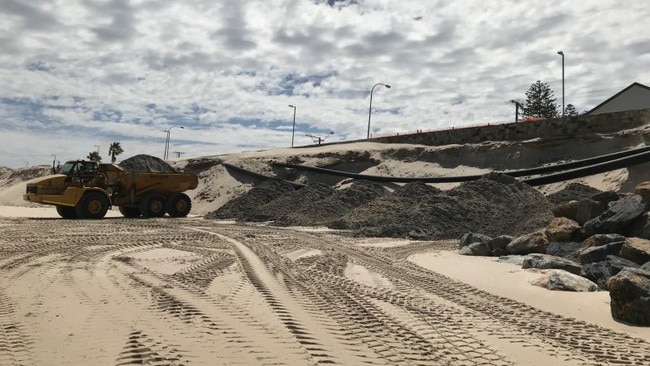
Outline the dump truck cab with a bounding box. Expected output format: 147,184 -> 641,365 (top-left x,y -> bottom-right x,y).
59,160 -> 99,183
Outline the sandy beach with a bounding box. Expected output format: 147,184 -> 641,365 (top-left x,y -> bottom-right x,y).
0,205 -> 648,365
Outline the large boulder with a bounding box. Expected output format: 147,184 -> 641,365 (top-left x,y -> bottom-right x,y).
487,235 -> 513,257
581,195 -> 646,237
634,181 -> 650,204
578,242 -> 624,265
532,269 -> 598,292
544,217 -> 580,242
506,232 -> 548,255
581,233 -> 626,249
575,199 -> 607,225
459,242 -> 489,256
581,256 -> 640,290
459,232 -> 491,249
551,200 -> 579,221
522,254 -> 582,275
608,268 -> 650,326
546,241 -> 582,263
619,237 -> 650,265
625,213 -> 650,240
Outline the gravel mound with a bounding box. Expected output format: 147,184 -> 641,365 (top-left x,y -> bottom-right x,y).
119,154 -> 179,173
205,173 -> 555,240
546,182 -> 603,204
249,182 -> 336,222
273,180 -> 387,227
205,179 -> 297,220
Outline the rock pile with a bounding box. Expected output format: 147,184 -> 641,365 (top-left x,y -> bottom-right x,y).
460,183 -> 650,326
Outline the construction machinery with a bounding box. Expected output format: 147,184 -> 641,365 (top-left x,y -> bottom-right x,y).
23,160 -> 198,219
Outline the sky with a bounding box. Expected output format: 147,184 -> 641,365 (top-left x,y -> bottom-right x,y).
1,0 -> 649,169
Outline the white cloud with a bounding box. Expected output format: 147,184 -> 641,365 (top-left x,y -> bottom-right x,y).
0,0 -> 648,168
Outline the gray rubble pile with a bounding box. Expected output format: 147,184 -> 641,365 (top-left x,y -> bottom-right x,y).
119,154 -> 179,173
206,173 -> 554,240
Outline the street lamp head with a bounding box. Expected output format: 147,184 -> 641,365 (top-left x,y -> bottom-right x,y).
384,84 -> 391,89
288,104 -> 295,108
557,51 -> 564,56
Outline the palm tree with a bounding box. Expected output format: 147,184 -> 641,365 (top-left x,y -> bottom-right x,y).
87,151 -> 102,162
108,142 -> 124,163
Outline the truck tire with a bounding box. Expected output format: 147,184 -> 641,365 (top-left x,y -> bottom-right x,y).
167,193 -> 192,218
119,206 -> 141,218
75,192 -> 109,219
56,205 -> 78,219
139,193 -> 166,218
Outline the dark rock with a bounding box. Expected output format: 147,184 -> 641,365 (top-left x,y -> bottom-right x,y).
506,232 -> 548,255
578,242 -> 624,264
581,233 -> 626,249
608,268 -> 650,326
522,254 -> 582,275
581,195 -> 646,237
575,199 -> 607,225
546,241 -> 581,263
497,256 -> 526,266
581,256 -> 640,290
459,232 -> 492,249
488,235 -> 513,257
551,201 -> 578,221
634,181 -> 650,205
626,213 -> 650,240
619,237 -> 650,265
590,190 -> 620,205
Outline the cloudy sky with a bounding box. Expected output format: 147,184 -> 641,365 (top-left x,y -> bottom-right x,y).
1,0 -> 648,169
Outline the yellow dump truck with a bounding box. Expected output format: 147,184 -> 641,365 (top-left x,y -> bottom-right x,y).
23,160 -> 198,219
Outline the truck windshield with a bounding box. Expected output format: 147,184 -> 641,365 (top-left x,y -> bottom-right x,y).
59,161 -> 97,175
59,162 -> 76,175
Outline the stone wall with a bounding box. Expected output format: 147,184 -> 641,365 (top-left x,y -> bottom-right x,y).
372,109 -> 650,146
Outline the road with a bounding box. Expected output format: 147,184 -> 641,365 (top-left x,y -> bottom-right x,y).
0,217 -> 648,365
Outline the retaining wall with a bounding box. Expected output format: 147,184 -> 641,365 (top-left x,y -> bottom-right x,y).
372,108 -> 650,146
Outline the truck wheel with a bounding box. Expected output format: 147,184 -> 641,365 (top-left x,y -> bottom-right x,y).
76,192 -> 109,219
167,193 -> 192,218
139,193 -> 166,218
119,206 -> 141,218
56,205 -> 78,219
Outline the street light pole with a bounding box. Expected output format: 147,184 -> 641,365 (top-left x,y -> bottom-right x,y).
288,104 -> 296,147
51,154 -> 56,173
163,126 -> 184,160
367,83 -> 391,139
557,51 -> 565,116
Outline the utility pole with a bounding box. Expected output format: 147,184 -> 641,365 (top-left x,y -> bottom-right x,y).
173,151 -> 185,159
510,100 -> 523,122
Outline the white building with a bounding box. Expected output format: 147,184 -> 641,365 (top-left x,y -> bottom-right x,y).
587,82 -> 650,115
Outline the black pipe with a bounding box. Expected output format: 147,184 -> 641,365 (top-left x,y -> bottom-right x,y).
272,146 -> 650,185
523,149 -> 650,186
